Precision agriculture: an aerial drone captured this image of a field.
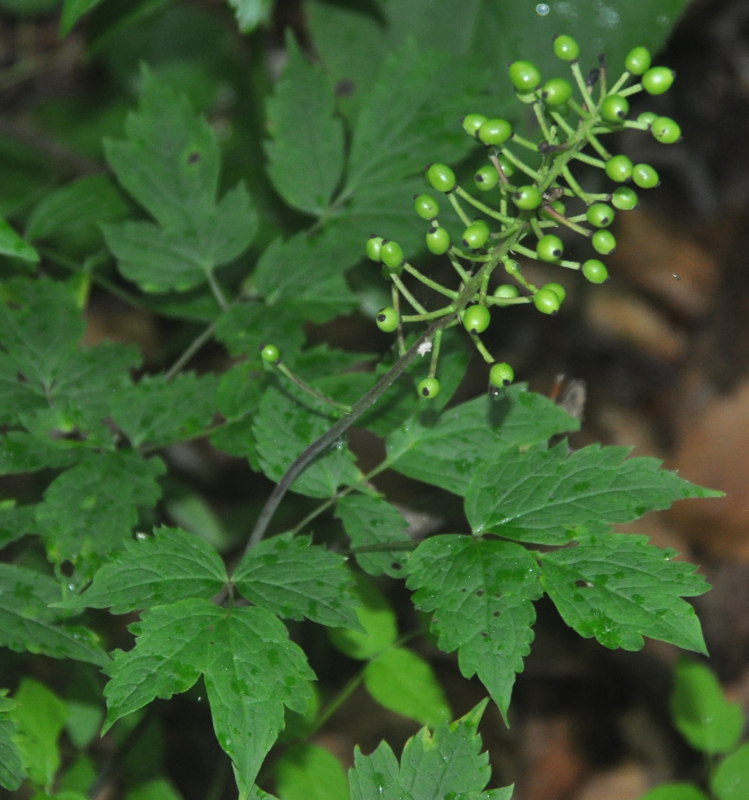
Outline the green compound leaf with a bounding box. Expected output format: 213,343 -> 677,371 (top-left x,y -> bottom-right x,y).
61,527 -> 228,615
253,382 -> 362,499
0,691 -> 24,791
466,442 -> 722,543
265,36 -> 344,217
670,657 -> 745,755
349,701 -> 513,800
110,372 -> 219,448
0,216 -> 39,263
274,744 -> 348,800
104,598 -> 314,794
0,564 -> 107,666
35,451 -> 165,582
712,742 -> 749,800
9,678 -> 67,792
335,493 -> 412,578
232,533 -> 359,628
102,70 -> 257,293
386,386 -> 577,497
406,536 -> 543,719
540,533 -> 708,653
363,647 -> 451,728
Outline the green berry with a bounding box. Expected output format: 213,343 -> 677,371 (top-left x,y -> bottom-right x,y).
637,110 -> 658,126
375,307 -> 399,333
478,118 -> 513,146
462,113 -> 487,138
462,304 -> 491,334
651,116 -> 682,144
642,66 -> 675,95
462,220 -> 490,250
542,77 -> 573,106
591,229 -> 617,255
426,163 -> 456,193
586,202 -> 615,228
539,200 -> 565,220
533,287 -> 561,315
543,282 -> 567,304
380,240 -> 404,270
474,164 -> 499,191
611,186 -> 639,210
413,194 -> 440,220
600,94 -> 630,123
366,235 -> 384,262
489,361 -> 515,387
632,162 -> 660,189
417,377 -> 440,399
425,225 -> 451,255
260,343 -> 280,364
508,60 -> 541,92
582,258 -> 609,283
496,154 -> 515,179
625,46 -> 651,75
553,34 -> 580,62
513,185 -> 543,210
605,154 -> 634,182
493,283 -> 520,299
537,233 -> 564,262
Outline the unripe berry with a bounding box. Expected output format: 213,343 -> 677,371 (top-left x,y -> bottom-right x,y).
632,163 -> 660,189
553,34 -> 580,62
651,116 -> 682,144
478,118 -> 513,146
375,307 -> 399,333
591,229 -> 617,255
462,113 -> 487,138
489,361 -> 515,387
413,194 -> 440,220
600,94 -> 630,123
611,186 -> 639,210
533,287 -> 561,315
605,154 -> 634,183
462,220 -> 491,250
462,304 -> 491,334
425,225 -> 451,255
542,77 -> 573,106
625,46 -> 651,75
474,165 -> 499,191
642,66 -> 675,95
417,377 -> 440,398
380,240 -> 404,269
366,235 -> 384,262
508,60 -> 542,92
582,259 -> 609,283
537,234 -> 564,262
426,163 -> 456,192
513,185 -> 543,210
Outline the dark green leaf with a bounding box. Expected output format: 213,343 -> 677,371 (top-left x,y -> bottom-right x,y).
0,217 -> 38,263
0,692 -> 24,791
540,533 -> 708,652
466,442 -> 722,544
273,744 -> 349,800
60,0 -> 106,35
711,742 -> 749,800
406,536 -> 543,718
62,527 -> 227,614
232,533 -> 359,628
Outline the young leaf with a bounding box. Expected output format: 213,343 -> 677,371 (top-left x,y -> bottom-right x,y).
0,563 -> 107,666
406,536 -> 543,718
62,527 -> 228,614
0,217 -> 39,263
540,533 -> 709,652
104,598 -> 314,792
0,692 -> 25,791
253,383 -> 362,498
711,742 -> 749,800
35,451 -> 165,581
336,494 -> 412,578
232,533 -> 359,628
670,657 -> 745,755
273,744 -> 348,800
386,387 -> 577,497
363,647 -> 451,728
265,37 -> 345,216
466,442 -> 722,544
102,70 -> 257,293
9,678 -> 67,792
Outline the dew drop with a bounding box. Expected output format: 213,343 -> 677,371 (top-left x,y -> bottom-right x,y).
535,2 -> 550,15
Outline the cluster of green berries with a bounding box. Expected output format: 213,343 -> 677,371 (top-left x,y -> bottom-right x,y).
362,35 -> 679,399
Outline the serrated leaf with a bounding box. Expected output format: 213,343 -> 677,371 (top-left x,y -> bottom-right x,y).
406,536 -> 542,718
466,442 -> 722,544
364,647 -> 451,728
110,372 -> 219,448
274,744 -> 348,800
253,382 -> 362,498
25,174 -> 129,241
265,37 -> 344,216
711,742 -> 749,800
232,533 -> 359,628
214,300 -> 306,359
0,563 -> 107,666
540,533 -> 708,653
336,494 -> 411,577
104,598 -> 314,792
670,657 -> 745,755
102,71 -> 256,293
35,451 -> 165,581
227,0 -> 273,33
385,387 -> 577,497
63,527 -> 227,614
0,693 -> 24,791
349,701 -> 499,800
0,216 -> 39,262
10,678 -> 67,791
